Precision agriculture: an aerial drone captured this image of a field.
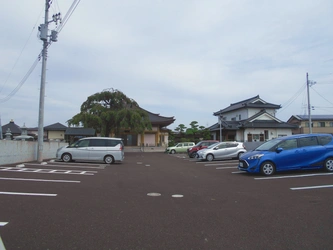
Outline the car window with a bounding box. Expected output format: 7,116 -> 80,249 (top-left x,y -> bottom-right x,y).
317,136 -> 332,146
89,139 -> 106,147
298,137 -> 318,147
106,139 -> 122,147
216,143 -> 227,149
184,143 -> 188,147
226,143 -> 237,148
77,139 -> 90,147
277,139 -> 297,150
176,144 -> 182,147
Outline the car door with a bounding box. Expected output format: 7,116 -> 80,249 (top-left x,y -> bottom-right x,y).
273,138 -> 299,171
213,142 -> 228,159
182,143 -> 189,153
87,138 -> 106,161
71,139 -> 90,160
296,136 -> 324,168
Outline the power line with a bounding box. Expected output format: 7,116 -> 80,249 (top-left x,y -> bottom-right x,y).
277,82 -> 306,114
0,0 -> 81,103
0,8 -> 43,95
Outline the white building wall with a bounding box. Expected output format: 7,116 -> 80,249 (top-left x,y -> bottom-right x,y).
144,134 -> 155,146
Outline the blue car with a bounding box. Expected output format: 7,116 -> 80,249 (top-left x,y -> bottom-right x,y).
238,133 -> 333,176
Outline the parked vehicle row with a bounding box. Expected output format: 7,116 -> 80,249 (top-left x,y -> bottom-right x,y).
165,142 -> 195,154
187,140 -> 218,158
238,133 -> 333,176
196,141 -> 246,161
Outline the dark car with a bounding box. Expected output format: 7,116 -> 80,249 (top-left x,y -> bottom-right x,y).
238,133 -> 333,176
187,140 -> 219,158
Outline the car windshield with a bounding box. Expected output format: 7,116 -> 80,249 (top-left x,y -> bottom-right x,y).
255,138 -> 283,151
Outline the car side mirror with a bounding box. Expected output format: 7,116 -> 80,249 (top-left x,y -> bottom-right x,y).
276,147 -> 283,153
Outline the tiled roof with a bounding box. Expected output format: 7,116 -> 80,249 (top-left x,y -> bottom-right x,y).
213,95 -> 281,116
65,128 -> 96,136
1,120 -> 21,134
44,122 -> 68,131
291,115 -> 333,121
140,107 -> 175,126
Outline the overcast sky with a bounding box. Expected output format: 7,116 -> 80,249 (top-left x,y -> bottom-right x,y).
1,0 -> 333,130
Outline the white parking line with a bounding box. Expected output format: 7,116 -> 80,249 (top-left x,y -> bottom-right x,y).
232,171 -> 244,174
25,163 -> 105,169
291,185 -> 333,190
196,160 -> 237,165
255,172 -> 333,180
0,235 -> 6,250
0,222 -> 8,227
0,177 -> 80,183
216,166 -> 238,169
0,192 -> 57,197
0,167 -> 96,175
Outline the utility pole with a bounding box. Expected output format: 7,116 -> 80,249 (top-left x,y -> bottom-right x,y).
306,72 -> 316,134
37,0 -> 60,162
219,114 -> 223,142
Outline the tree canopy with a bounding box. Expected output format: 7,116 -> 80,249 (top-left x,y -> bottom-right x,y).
67,88 -> 152,136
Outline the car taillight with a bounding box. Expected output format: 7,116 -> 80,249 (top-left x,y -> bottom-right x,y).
242,143 -> 246,149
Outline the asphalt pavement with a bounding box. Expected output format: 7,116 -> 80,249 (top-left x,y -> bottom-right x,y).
0,152 -> 333,249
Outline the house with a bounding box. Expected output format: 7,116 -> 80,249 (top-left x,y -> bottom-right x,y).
44,122 -> 68,141
65,127 -> 96,144
119,108 -> 175,147
1,119 -> 22,139
287,115 -> 333,134
210,95 -> 297,142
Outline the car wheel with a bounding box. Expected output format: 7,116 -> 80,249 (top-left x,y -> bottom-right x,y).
237,152 -> 244,159
62,153 -> 72,162
324,157 -> 333,172
104,155 -> 114,164
190,152 -> 197,158
206,154 -> 214,161
170,149 -> 176,154
260,161 -> 275,176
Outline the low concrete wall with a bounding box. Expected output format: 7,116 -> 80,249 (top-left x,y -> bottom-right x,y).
0,140 -> 68,165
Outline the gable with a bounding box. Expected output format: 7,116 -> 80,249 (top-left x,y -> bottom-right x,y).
214,95 -> 281,116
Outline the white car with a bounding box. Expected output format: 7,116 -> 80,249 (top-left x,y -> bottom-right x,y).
56,137 -> 124,164
197,141 -> 246,161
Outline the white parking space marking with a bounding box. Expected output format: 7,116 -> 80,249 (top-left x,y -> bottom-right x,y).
0,177 -> 80,183
0,235 -> 6,250
232,171 -> 245,174
216,166 -> 238,170
0,192 -> 57,197
254,172 -> 333,180
25,163 -> 106,169
0,167 -> 96,175
291,185 -> 333,190
0,223 -> 8,227
196,160 -> 237,165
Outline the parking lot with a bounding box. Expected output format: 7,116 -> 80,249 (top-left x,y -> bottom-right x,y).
1,152 -> 333,249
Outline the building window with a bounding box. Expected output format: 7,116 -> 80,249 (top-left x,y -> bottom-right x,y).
318,122 -> 325,127
305,122 -> 313,127
238,114 -> 241,120
330,122 -> 333,127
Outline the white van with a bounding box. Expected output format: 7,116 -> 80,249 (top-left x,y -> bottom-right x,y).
56,137 -> 124,164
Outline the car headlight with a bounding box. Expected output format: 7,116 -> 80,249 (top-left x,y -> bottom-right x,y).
248,154 -> 264,160
189,147 -> 193,150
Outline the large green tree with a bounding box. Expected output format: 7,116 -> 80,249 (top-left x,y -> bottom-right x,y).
67,88 -> 152,136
